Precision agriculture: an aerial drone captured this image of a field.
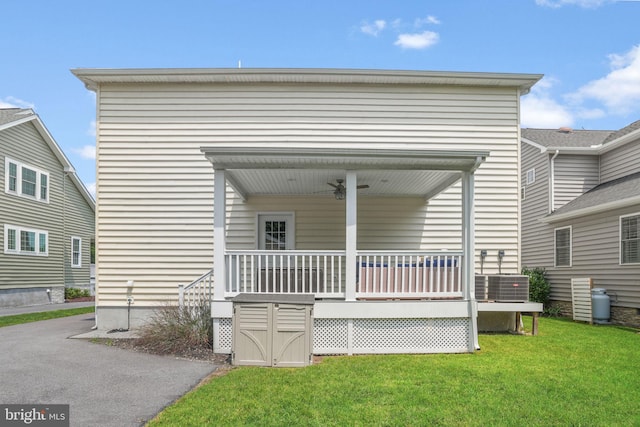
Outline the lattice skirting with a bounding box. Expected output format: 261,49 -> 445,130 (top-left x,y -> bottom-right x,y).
214,316 -> 471,354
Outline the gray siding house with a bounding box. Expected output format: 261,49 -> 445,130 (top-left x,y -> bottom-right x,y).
521,122 -> 640,327
0,109 -> 95,306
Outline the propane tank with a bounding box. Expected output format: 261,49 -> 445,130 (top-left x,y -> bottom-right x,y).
591,288 -> 610,324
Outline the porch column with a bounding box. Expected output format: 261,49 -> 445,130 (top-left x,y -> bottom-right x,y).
213,168 -> 227,301
345,170 -> 357,301
462,171 -> 479,351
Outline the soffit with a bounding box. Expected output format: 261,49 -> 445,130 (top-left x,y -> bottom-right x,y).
201,146 -> 487,199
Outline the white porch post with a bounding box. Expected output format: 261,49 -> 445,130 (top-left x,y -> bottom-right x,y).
462,171 -> 479,351
345,170 -> 357,301
213,168 -> 227,301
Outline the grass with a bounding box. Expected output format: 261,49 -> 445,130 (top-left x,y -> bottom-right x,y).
0,306 -> 95,328
148,317 -> 640,427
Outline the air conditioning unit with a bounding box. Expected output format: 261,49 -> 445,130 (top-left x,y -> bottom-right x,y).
475,275 -> 488,301
487,275 -> 529,302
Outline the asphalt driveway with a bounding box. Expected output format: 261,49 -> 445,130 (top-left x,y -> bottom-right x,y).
0,313 -> 219,426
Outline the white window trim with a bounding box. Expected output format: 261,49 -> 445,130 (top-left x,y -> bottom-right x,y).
4,157 -> 49,203
554,225 -> 572,268
4,224 -> 48,256
526,168 -> 536,185
71,236 -> 82,268
619,212 -> 640,265
256,212 -> 295,250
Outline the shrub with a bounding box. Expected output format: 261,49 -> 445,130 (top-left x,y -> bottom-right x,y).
136,301 -> 212,355
65,287 -> 90,300
521,267 -> 550,308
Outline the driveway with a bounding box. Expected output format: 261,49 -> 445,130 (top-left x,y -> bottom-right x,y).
0,313 -> 219,426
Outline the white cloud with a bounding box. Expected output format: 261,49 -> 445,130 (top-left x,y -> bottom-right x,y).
87,120 -> 96,137
74,145 -> 96,160
521,77 -> 575,128
415,15 -> 440,26
570,45 -> 640,115
360,20 -> 386,36
0,96 -> 35,109
394,31 -> 439,50
535,0 -> 610,7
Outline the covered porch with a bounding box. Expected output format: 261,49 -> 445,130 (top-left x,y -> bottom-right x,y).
201,145 -> 487,354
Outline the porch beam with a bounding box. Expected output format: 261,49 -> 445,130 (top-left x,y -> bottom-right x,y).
213,168 -> 227,301
224,171 -> 248,202
345,170 -> 357,301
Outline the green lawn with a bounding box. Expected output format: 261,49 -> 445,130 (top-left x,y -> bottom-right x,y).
149,317 -> 640,427
0,306 -> 95,328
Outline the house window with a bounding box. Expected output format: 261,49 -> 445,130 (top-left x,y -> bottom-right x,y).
8,161 -> 17,191
526,168 -> 536,185
4,224 -> 48,256
521,186 -> 526,201
620,213 -> 640,264
71,237 -> 82,268
554,226 -> 572,267
258,214 -> 294,250
4,157 -> 49,202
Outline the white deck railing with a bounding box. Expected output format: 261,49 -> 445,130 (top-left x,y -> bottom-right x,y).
226,250 -> 346,298
356,251 -> 463,299
178,269 -> 213,307
224,250 -> 463,300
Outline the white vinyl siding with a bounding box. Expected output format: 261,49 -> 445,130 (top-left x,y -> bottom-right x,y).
94,82 -> 523,305
71,236 -> 82,268
520,142 -> 553,268
4,224 -> 48,256
601,137 -> 640,183
552,155 -> 599,211
620,213 -> 640,265
554,226 -> 571,267
4,157 -> 49,202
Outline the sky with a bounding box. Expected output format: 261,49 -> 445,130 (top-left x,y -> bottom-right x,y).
2,0 -> 640,196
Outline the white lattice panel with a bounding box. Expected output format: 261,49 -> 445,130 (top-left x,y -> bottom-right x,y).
353,318 -> 469,353
314,318 -> 349,353
312,317 -> 471,354
214,317 -> 233,353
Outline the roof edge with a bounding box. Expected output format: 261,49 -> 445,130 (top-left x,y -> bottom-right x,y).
541,194 -> 640,224
72,67 -> 542,92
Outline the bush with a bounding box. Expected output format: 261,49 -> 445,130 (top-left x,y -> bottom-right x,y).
522,267 -> 550,308
65,287 -> 90,300
136,301 -> 212,355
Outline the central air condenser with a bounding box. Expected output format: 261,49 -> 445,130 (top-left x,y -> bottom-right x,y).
487,275 -> 529,302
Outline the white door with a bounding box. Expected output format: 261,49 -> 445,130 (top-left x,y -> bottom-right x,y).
258,214 -> 294,250
258,214 -> 294,291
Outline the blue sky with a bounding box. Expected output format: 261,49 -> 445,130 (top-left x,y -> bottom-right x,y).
2,0 -> 640,195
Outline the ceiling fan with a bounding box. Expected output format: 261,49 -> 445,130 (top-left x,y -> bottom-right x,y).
328,179 -> 369,200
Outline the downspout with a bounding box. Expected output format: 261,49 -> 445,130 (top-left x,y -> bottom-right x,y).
549,150 -> 560,213
63,170 -> 67,298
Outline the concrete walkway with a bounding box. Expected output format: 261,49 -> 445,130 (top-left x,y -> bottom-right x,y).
0,312 -> 220,426
0,301 -> 95,317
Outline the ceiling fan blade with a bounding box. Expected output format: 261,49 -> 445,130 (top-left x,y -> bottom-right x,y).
357,184 -> 370,189
327,182 -> 339,189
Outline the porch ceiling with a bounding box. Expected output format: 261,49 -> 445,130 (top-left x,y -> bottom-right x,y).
201,146 -> 488,199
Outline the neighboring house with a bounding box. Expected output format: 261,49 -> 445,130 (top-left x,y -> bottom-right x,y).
0,109 -> 95,306
74,68 -> 542,355
521,122 -> 640,327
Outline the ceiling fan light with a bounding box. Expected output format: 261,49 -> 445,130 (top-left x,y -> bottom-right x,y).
334,188 -> 345,200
